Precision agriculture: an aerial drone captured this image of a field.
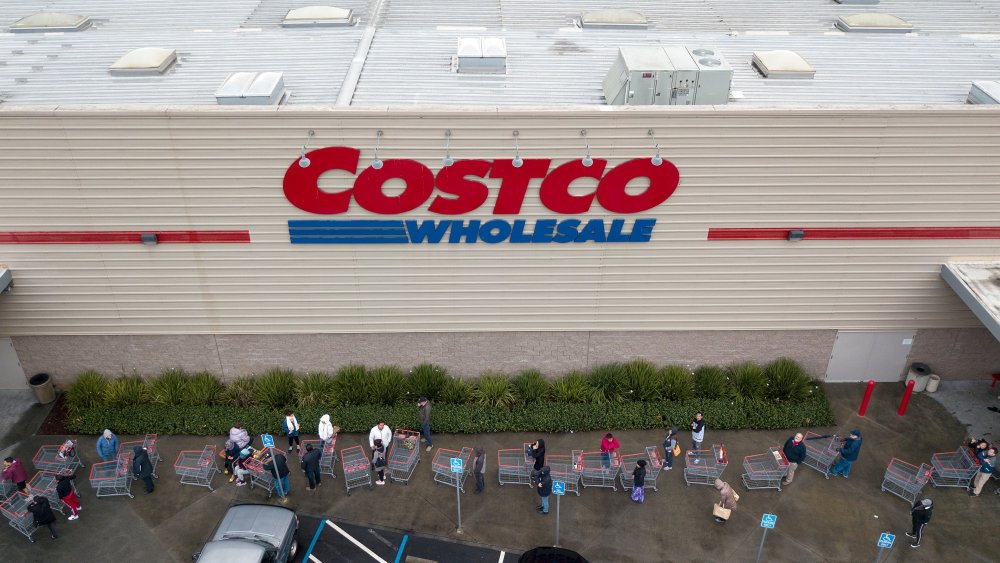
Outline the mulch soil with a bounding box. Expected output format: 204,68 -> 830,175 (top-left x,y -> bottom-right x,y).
37,392 -> 72,435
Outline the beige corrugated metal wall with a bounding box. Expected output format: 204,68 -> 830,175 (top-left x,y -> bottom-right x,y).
0,106 -> 998,336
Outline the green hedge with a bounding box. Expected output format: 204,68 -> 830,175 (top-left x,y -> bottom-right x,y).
66,387 -> 835,436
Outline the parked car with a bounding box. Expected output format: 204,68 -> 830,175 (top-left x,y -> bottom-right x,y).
194,503 -> 299,563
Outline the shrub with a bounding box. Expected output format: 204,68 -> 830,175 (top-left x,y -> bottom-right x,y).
186,372 -> 224,406
472,373 -> 518,409
295,372 -> 335,407
439,377 -> 472,404
225,376 -> 257,407
367,365 -> 406,406
661,365 -> 695,401
552,371 -> 591,403
254,368 -> 296,409
333,364 -> 369,406
512,369 -> 551,404
104,376 -> 149,407
624,359 -> 663,402
67,370 -> 107,415
148,369 -> 190,406
693,365 -> 728,399
587,363 -> 627,404
407,363 -> 448,402
765,357 -> 813,402
727,362 -> 768,402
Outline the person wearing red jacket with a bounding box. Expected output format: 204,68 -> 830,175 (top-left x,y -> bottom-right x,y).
2,456 -> 28,491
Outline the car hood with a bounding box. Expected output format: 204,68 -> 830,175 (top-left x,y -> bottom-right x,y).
211,504 -> 296,548
198,540 -> 266,563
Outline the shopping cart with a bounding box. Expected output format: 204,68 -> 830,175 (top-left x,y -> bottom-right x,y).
1,491 -> 41,543
683,444 -> 728,486
547,451 -> 583,497
802,432 -> 839,479
88,457 -> 134,499
341,445 -> 372,496
118,440 -> 158,479
929,448 -> 979,488
740,447 -> 789,491
0,479 -> 14,502
387,429 -> 421,484
498,448 -> 532,486
32,440 -> 84,475
580,451 -> 620,491
432,447 -> 473,492
173,446 -> 220,491
881,457 -> 932,504
243,457 -> 276,499
25,471 -> 66,514
301,437 -> 339,479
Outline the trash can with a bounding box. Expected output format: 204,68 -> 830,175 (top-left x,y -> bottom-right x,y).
28,372 -> 56,404
925,374 -> 941,393
904,362 -> 932,392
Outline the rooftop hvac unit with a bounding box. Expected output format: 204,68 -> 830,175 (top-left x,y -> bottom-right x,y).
603,46 -> 731,106
968,81 -> 1000,104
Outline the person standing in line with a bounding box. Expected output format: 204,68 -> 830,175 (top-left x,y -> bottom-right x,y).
969,447 -> 996,497
535,466 -> 552,515
418,398 -> 434,452
529,439 -> 546,484
131,446 -> 155,495
600,432 -> 620,469
282,410 -> 301,455
28,495 -> 58,540
906,498 -> 933,548
263,450 -> 291,503
96,429 -> 119,463
2,456 -> 28,491
368,421 -> 392,454
317,414 -> 336,448
691,412 -> 706,451
473,446 -> 486,494
713,478 -> 737,524
55,474 -> 81,521
301,443 -> 322,491
229,422 -> 251,450
372,439 -> 387,485
781,432 -> 806,486
223,440 -> 240,481
662,427 -> 679,470
829,429 -> 863,478
631,459 -> 647,504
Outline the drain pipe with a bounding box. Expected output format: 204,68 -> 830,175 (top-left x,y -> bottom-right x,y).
336,0 -> 385,106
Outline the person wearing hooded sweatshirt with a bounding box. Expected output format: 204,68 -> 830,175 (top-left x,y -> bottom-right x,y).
473,446 -> 486,493
829,429 -> 863,478
663,427 -> 679,470
906,498 -> 933,548
29,495 -> 58,539
96,429 -> 119,463
969,447 -> 996,497
529,439 -> 546,484
229,423 -> 251,450
2,456 -> 28,491
631,459 -> 647,504
56,474 -> 81,520
536,466 -> 553,515
714,478 -> 737,523
131,446 -> 155,494
317,414 -> 336,448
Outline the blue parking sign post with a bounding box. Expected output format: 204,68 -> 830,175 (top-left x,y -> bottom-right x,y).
261,434 -> 275,449
756,514 -> 777,563
875,533 -> 894,563
451,457 -> 463,533
552,481 -> 566,547
260,434 -> 284,499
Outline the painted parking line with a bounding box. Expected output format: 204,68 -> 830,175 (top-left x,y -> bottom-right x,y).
327,520 -> 389,563
498,551 -> 506,563
303,518 -> 326,563
392,535 -> 409,563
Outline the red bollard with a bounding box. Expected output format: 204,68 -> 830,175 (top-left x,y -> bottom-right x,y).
898,379 -> 915,416
858,380 -> 875,416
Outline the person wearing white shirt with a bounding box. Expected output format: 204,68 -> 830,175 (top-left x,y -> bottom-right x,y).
368,420 -> 392,452
317,414 -> 336,447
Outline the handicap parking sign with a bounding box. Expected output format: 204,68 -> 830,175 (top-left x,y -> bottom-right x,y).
261,434 -> 275,448
451,458 -> 463,473
760,514 -> 777,529
552,481 -> 566,496
877,533 -> 894,549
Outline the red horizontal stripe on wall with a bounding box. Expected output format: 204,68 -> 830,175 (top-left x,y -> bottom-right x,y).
707,227 -> 1000,241
0,231 -> 251,244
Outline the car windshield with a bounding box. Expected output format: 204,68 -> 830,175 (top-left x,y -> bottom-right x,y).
220,532 -> 279,548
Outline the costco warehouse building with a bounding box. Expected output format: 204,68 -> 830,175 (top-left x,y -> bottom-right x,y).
1,0 -> 1000,387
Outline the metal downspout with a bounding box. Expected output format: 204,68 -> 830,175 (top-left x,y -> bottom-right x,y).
335,0 -> 385,106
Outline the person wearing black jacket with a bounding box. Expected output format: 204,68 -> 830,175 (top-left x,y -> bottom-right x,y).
535,466 -> 552,515
528,439 -> 546,484
263,450 -> 291,503
781,433 -> 806,486
131,446 -> 155,494
28,495 -> 58,539
55,474 -> 81,520
906,498 -> 933,548
300,444 -> 322,490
